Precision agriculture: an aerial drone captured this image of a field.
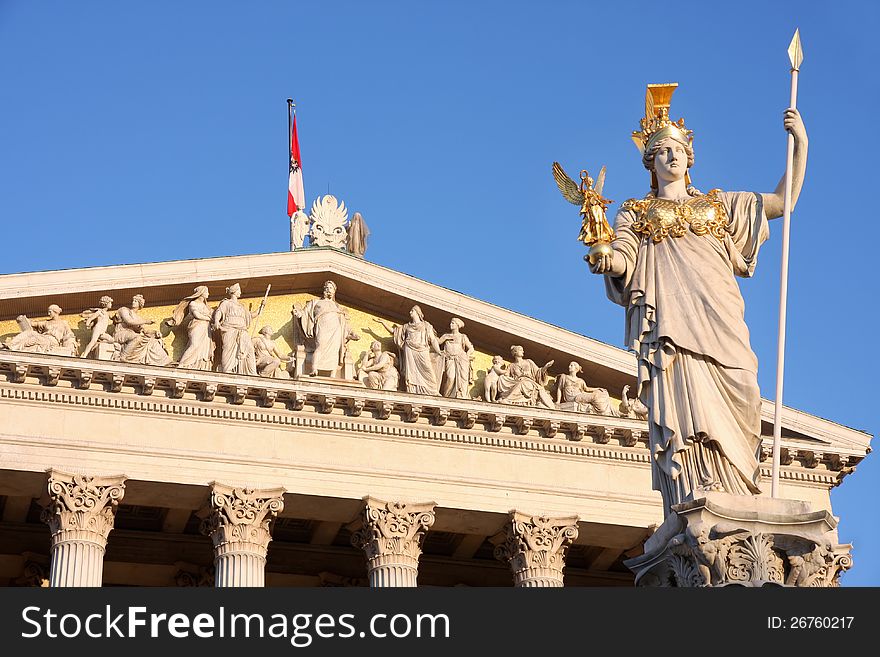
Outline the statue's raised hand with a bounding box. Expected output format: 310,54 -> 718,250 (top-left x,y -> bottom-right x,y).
783,108 -> 806,143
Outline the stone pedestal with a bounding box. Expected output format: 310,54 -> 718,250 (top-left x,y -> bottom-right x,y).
93,341 -> 117,361
40,470 -> 127,587
625,492 -> 853,587
341,350 -> 355,381
350,497 -> 436,587
494,511 -> 579,587
200,483 -> 285,587
291,344 -> 307,379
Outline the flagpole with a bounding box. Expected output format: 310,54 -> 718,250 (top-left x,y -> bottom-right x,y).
771,29 -> 803,498
288,98 -> 295,252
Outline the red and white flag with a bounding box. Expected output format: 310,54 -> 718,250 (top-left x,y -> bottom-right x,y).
287,113 -> 305,217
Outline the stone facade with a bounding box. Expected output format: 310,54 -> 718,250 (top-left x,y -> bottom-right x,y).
0,250 -> 871,586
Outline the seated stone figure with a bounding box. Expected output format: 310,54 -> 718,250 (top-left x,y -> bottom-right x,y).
113,294 -> 171,366
496,345 -> 556,409
357,340 -> 399,390
618,384 -> 648,420
3,305 -> 77,356
555,361 -> 617,415
253,326 -> 290,378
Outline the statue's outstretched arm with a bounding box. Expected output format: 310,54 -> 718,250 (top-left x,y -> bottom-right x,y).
761,108 -> 808,219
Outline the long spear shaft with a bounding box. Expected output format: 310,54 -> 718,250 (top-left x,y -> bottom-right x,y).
771,29 -> 803,498
250,284 -> 272,337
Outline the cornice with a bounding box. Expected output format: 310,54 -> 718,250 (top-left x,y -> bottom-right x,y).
0,351 -> 864,489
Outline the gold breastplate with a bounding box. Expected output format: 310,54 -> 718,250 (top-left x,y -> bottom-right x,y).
623,189 -> 728,243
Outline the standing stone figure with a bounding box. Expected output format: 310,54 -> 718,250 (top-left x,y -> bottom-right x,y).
357,340 -> 399,390
3,305 -> 77,356
496,345 -> 556,409
254,326 -> 290,377
79,296 -> 114,358
211,283 -> 256,375
346,212 -> 369,258
377,306 -> 442,395
291,210 -> 310,249
588,84 -> 808,514
437,318 -> 474,399
168,286 -> 214,371
114,295 -> 171,366
555,361 -> 616,415
294,280 -> 359,377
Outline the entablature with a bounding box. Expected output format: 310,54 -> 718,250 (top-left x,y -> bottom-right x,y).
0,350 -> 865,490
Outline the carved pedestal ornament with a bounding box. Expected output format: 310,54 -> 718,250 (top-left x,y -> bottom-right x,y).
625,492 -> 853,587
199,483 -> 285,587
350,496 -> 436,587
494,511 -> 579,587
40,470 -> 127,587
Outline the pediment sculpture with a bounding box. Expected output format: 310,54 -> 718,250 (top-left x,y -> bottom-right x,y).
2,305 -> 77,357
309,195 -> 349,249
291,280 -> 360,380
2,283 -> 634,417
556,361 -> 616,415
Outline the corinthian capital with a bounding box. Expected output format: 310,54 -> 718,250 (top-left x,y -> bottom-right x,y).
350,497 -> 436,561
494,511 -> 579,586
200,483 -> 285,552
40,470 -> 127,540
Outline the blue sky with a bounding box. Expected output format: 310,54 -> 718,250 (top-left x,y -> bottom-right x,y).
1,1 -> 877,585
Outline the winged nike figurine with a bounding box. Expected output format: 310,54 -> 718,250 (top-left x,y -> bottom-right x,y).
552,162 -> 615,263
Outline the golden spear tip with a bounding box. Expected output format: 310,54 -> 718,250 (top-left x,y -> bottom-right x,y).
788,28 -> 803,71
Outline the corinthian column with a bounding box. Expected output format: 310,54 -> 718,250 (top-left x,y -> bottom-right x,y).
494,511 -> 579,587
199,483 -> 285,587
350,496 -> 436,587
40,470 -> 127,587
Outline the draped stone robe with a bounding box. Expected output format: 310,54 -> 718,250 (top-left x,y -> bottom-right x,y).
299,297 -> 350,374
212,298 -> 256,375
605,190 -> 769,514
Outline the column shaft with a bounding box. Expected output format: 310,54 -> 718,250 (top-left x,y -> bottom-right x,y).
366,553 -> 419,587
49,536 -> 106,587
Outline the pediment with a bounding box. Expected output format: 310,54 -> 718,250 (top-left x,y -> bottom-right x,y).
0,247 -> 870,456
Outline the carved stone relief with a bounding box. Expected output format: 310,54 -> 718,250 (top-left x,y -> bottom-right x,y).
494,346 -> 556,409
357,340 -> 399,390
493,511 -> 579,587
619,384 -> 648,419
309,195 -> 348,249
2,306 -> 78,357
254,326 -> 290,378
291,280 -> 359,380
626,492 -> 853,587
555,361 -> 617,415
